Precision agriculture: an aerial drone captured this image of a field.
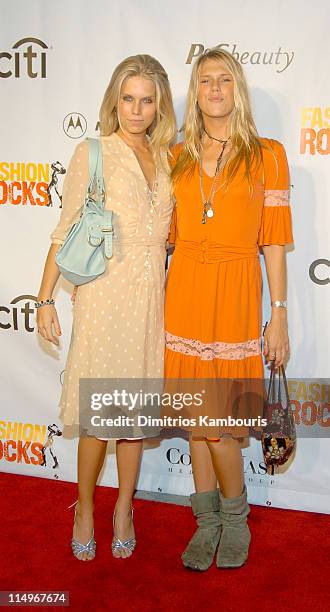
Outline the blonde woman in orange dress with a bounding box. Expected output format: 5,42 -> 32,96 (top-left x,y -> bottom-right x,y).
36,55 -> 176,561
165,48 -> 293,570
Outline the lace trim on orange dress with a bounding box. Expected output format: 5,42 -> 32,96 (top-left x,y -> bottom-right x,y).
264,189 -> 290,207
165,331 -> 262,361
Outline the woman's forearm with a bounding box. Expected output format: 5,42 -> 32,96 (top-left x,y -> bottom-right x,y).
262,245 -> 289,366
262,245 -> 287,316
37,243 -> 62,301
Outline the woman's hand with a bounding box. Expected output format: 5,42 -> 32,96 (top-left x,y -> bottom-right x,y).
263,311 -> 289,368
37,305 -> 62,346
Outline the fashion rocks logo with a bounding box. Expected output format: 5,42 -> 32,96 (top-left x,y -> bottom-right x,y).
186,43 -> 294,73
0,159 -> 66,206
288,380 -> 330,428
300,107 -> 330,155
0,420 -> 63,472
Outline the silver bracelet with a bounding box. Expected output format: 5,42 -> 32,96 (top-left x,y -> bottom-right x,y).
271,300 -> 287,308
35,298 -> 55,309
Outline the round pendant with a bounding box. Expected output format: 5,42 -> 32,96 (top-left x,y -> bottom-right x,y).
207,208 -> 214,218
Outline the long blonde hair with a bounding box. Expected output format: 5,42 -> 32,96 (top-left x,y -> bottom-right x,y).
99,54 -> 176,173
172,48 -> 264,186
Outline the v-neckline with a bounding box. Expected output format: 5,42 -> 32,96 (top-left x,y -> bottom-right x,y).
113,131 -> 157,191
200,142 -> 232,179
201,164 -> 215,180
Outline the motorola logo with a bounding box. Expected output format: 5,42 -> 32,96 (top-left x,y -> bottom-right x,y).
0,37 -> 48,78
63,113 -> 87,138
309,259 -> 330,285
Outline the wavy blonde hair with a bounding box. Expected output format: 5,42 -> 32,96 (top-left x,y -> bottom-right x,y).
99,54 -> 176,173
172,47 -> 265,186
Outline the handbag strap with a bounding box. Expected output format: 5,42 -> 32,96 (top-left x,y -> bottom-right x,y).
86,137 -> 105,201
280,365 -> 290,408
266,363 -> 290,409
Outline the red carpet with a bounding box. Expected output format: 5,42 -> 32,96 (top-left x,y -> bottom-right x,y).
0,471 -> 328,611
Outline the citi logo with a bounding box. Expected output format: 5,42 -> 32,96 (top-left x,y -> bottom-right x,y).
0,37 -> 48,79
309,259 -> 330,285
0,294 -> 37,332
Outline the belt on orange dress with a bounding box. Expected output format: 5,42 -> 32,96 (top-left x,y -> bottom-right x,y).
175,239 -> 259,264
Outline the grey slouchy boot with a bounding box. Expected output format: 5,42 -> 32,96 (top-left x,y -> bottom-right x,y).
182,489 -> 221,571
216,484 -> 251,568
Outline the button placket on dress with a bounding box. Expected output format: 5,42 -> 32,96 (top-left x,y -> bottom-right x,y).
144,184 -> 154,281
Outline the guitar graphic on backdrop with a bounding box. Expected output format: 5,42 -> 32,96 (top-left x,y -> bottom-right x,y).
46,161 -> 66,207
40,423 -> 63,471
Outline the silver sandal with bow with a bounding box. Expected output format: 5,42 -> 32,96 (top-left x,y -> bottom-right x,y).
112,508 -> 136,557
68,499 -> 96,561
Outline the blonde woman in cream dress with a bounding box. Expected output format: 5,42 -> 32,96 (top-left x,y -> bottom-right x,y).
36,55 -> 176,561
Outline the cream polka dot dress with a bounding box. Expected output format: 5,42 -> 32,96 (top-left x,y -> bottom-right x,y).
50,133 -> 173,434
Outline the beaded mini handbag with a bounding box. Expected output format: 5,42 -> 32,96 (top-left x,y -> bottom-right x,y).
262,364 -> 296,468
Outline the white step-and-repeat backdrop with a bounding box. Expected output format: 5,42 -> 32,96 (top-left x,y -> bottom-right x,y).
1,0 -> 329,513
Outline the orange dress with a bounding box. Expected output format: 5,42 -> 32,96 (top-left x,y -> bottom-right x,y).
164,138 -> 293,438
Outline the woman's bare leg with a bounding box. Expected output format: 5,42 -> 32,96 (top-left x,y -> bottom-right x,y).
206,437 -> 244,497
189,436 -> 217,492
113,439 -> 143,558
73,435 -> 108,560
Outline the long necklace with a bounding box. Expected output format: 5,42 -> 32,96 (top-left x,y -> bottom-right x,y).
204,128 -> 229,144
199,136 -> 230,224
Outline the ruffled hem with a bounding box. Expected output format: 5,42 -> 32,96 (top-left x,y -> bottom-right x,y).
163,349 -> 265,443
165,347 -> 264,378
258,205 -> 293,246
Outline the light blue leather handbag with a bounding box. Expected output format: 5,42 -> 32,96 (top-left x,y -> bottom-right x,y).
55,138 -> 113,285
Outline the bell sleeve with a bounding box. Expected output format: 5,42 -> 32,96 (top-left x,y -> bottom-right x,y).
50,140 -> 89,245
258,140 -> 294,247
